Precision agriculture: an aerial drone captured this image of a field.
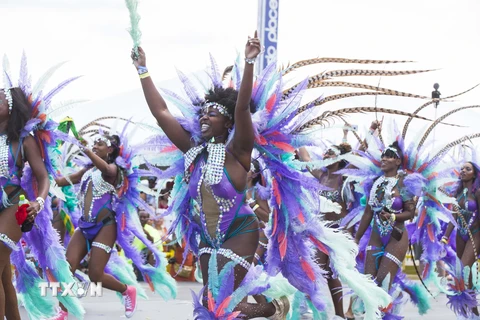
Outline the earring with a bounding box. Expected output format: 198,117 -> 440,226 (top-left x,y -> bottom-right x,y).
209,137 -> 215,143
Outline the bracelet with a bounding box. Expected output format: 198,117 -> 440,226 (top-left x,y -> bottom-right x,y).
342,138 -> 348,143
246,198 -> 255,206
441,236 -> 448,244
139,72 -> 150,79
252,204 -> 260,212
368,129 -> 375,135
245,57 -> 256,65
137,66 -> 148,75
36,197 -> 45,212
390,213 -> 396,222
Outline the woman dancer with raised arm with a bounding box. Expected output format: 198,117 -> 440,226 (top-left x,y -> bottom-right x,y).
298,139 -> 352,319
132,33 -> 288,319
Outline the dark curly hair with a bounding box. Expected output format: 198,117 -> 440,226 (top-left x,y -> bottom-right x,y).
5,88 -> 31,143
203,87 -> 255,123
331,143 -> 352,169
382,141 -> 403,170
106,134 -> 121,164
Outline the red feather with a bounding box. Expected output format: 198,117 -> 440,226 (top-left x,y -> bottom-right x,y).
422,262 -> 430,279
300,258 -> 316,281
427,224 -> 435,242
255,135 -> 268,145
121,213 -> 126,232
162,145 -> 178,152
227,312 -> 242,320
207,290 -> 215,311
144,274 -> 155,292
309,235 -> 329,255
272,141 -> 295,152
279,232 -> 287,260
298,211 -> 305,224
215,297 -> 232,317
417,206 -> 427,229
272,179 -> 281,206
266,94 -> 277,112
271,208 -> 278,237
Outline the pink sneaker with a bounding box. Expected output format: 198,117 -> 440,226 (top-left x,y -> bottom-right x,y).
48,309 -> 68,320
122,285 -> 137,318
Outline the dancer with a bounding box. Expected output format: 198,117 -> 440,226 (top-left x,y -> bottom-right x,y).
0,86 -> 49,320
298,139 -> 352,319
132,32 -> 289,318
51,128 -> 176,319
442,161 -> 480,318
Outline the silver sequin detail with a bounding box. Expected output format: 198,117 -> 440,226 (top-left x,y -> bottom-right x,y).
0,232 -> 19,251
92,241 -> 112,253
79,168 -> 116,221
0,135 -> 9,178
184,143 -> 226,186
198,247 -> 251,270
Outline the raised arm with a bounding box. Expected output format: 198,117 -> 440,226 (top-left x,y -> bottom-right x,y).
82,148 -> 117,178
55,167 -> 90,187
229,32 -> 262,169
132,47 -> 192,153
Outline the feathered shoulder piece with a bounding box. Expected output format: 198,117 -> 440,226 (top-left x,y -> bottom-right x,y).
2,52 -> 82,177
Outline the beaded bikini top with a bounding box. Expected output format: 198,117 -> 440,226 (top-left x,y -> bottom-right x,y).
184,142 -> 225,185
0,134 -> 21,185
79,168 -> 117,219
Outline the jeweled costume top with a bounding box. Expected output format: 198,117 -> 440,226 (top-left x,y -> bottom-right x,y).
185,143 -> 255,249
78,168 -> 117,222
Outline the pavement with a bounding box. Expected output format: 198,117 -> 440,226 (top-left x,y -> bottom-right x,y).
18,281 -> 456,320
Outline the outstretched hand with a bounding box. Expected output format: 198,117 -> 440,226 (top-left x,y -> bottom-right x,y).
131,46 -> 147,69
245,31 -> 262,60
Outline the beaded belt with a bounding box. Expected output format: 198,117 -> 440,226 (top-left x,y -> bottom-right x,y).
0,233 -> 19,251
92,242 -> 112,254
198,247 -> 251,271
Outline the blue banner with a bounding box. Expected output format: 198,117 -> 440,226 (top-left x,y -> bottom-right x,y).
257,0 -> 279,71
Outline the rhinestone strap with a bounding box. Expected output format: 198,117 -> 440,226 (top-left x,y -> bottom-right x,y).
0,135 -> 9,178
198,247 -> 251,271
366,245 -> 382,251
92,241 -> 112,254
0,232 -> 19,251
259,241 -> 268,249
384,252 -> 402,268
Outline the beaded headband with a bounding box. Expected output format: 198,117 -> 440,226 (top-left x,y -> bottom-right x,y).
94,136 -> 112,147
203,101 -> 233,120
2,88 -> 13,113
382,146 -> 400,158
327,146 -> 341,156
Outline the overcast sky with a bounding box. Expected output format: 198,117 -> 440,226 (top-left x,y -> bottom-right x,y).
1,0 -> 479,146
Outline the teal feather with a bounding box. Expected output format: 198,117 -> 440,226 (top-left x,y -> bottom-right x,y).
125,0 -> 142,54
106,251 -> 148,301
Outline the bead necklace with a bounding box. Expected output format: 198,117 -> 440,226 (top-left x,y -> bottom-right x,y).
0,135 -> 9,178
188,142 -> 236,248
369,175 -> 399,236
457,188 -> 477,236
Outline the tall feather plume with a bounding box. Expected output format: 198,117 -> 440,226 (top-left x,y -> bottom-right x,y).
31,61 -> 67,100
282,57 -> 414,75
125,0 -> 142,55
176,69 -> 204,105
296,91 -> 428,114
43,76 -> 83,107
47,99 -> 89,117
282,69 -> 434,98
402,84 -> 480,139
18,51 -> 30,93
418,105 -> 480,148
429,133 -> 480,165
305,80 -> 429,96
294,107 -> 432,132
208,53 -> 222,88
2,55 -> 13,88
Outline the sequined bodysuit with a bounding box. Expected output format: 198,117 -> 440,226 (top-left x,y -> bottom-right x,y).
189,153 -> 257,249
368,175 -> 404,245
456,193 -> 479,242
0,134 -> 23,250
77,168 -> 117,240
